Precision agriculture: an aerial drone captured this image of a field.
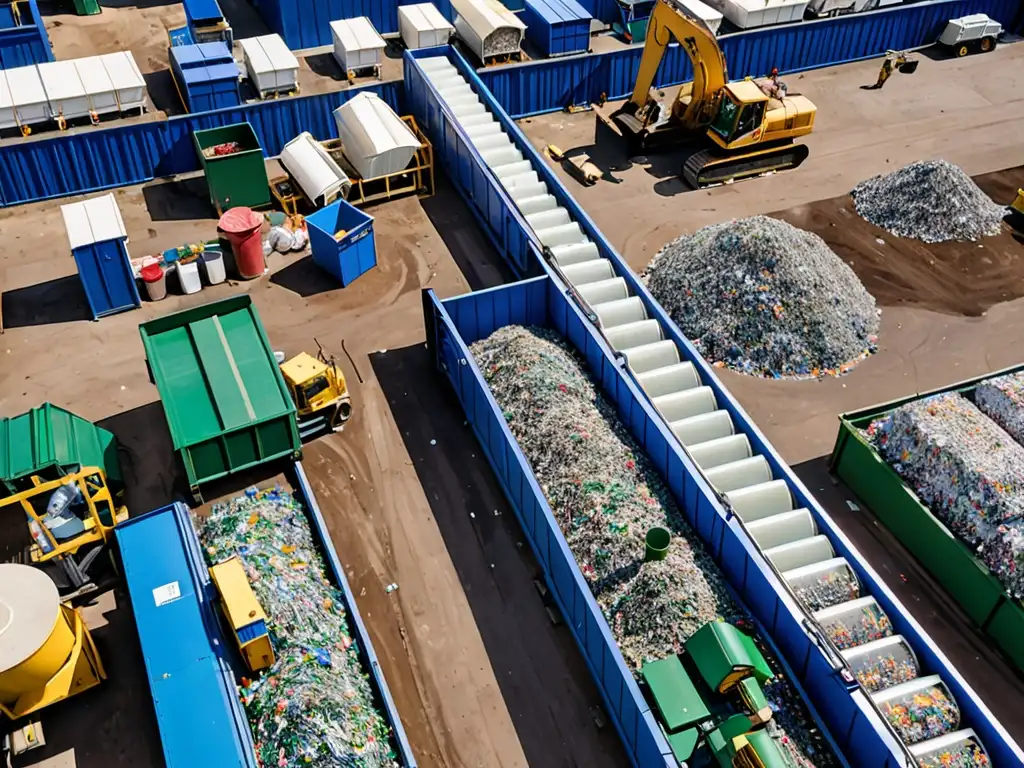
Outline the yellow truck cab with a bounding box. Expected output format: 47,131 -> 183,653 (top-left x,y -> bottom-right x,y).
279,351 -> 352,439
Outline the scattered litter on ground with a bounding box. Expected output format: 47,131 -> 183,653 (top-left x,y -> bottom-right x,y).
643,216 -> 878,378
851,160 -> 1005,243
471,324 -> 837,768
878,683 -> 960,744
868,393 -> 1024,599
198,487 -> 397,767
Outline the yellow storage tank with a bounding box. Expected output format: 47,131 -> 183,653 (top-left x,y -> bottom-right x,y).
0,564 -> 106,719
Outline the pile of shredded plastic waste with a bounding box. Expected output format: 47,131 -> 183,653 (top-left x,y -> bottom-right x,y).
878,684 -> 960,745
471,325 -> 838,768
198,486 -> 397,767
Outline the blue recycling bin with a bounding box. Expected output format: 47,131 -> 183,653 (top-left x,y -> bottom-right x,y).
307,199 -> 377,287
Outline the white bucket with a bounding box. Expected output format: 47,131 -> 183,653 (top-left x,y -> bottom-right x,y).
201,250 -> 226,285
177,261 -> 202,295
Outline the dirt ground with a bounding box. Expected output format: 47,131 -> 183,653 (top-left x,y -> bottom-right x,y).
0,173 -> 626,767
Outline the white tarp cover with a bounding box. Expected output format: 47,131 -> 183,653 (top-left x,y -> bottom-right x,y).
333,92 -> 420,180
240,34 -> 299,93
398,3 -> 455,49
61,193 -> 128,251
279,131 -> 352,207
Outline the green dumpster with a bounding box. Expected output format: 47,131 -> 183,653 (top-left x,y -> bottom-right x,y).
138,295 -> 300,501
0,403 -> 122,495
72,0 -> 102,15
830,362 -> 1024,673
193,123 -> 270,216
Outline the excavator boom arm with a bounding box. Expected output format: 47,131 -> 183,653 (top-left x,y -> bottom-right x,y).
628,0 -> 729,129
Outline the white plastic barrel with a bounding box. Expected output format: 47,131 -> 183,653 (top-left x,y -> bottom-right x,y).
704,455 -> 772,493
688,434 -> 751,471
481,146 -> 523,168
561,259 -> 614,285
516,195 -> 558,216
725,480 -> 792,522
636,362 -> 700,398
841,635 -> 919,686
494,160 -> 533,179
746,508 -> 816,549
604,320 -> 662,351
200,250 -> 226,285
653,387 -> 716,422
624,341 -> 680,374
537,223 -> 586,248
670,410 -> 734,446
576,278 -> 628,305
784,557 -> 858,594
550,242 -> 600,267
176,261 -> 202,294
765,534 -> 834,571
910,731 -> 986,765
594,296 -> 647,328
526,208 -> 571,231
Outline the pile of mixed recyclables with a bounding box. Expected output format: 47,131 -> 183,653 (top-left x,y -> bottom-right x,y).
643,215 -> 879,379
878,683 -> 961,745
851,159 -> 1006,243
868,391 -> 1024,600
198,486 -> 398,767
471,325 -> 838,768
917,734 -> 991,768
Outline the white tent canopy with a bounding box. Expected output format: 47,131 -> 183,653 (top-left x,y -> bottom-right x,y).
279,132 -> 352,207
333,92 -> 420,180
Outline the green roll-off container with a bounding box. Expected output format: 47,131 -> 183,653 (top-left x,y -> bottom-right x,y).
139,295 -> 300,501
830,363 -> 1024,673
193,123 -> 271,215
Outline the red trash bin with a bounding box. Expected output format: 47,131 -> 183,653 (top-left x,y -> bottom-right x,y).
218,207 -> 265,279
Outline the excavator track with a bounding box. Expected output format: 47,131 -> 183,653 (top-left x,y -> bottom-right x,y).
682,142 -> 810,188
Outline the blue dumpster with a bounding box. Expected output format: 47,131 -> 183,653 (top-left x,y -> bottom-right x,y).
307,198 -> 377,287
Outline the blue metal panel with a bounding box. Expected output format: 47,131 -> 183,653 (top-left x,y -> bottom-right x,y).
574,0 -> 619,22
116,502 -> 258,768
0,80 -> 401,207
478,0 -> 1022,116
291,462 -> 418,767
235,619 -> 268,643
72,238 -> 141,320
0,4 -> 15,28
183,0 -> 225,26
522,0 -> 592,56
0,0 -> 52,68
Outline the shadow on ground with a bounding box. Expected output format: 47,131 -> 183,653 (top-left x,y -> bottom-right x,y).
143,177 -> 216,222
271,254 -> 342,298
370,343 -> 629,768
2,275 -> 92,329
792,454 -> 1024,745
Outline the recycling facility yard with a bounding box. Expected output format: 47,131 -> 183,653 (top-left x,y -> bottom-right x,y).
3,11 -> 1024,768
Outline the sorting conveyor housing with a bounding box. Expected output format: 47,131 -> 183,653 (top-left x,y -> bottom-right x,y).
406,43 -> 1023,768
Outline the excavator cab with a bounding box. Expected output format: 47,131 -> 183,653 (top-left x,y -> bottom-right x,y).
279,341 -> 352,440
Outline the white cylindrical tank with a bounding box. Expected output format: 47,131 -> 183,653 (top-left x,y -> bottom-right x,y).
745,507 -> 816,549
688,434 -> 751,471
525,208 -> 570,231
604,320 -> 662,351
703,455 -> 772,493
576,278 -> 629,306
636,362 -> 700,398
725,479 -> 791,522
549,242 -> 599,267
594,296 -> 647,329
516,194 -> 558,216
334,91 -> 421,180
670,410 -> 734,446
560,258 -> 614,285
279,131 -> 352,208
653,386 -> 717,422
624,340 -> 680,374
766,534 -> 834,572
536,223 -> 586,248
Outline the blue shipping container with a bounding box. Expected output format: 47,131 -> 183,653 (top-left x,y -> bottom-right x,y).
308,198 -> 378,286
0,0 -> 52,68
522,0 -> 592,56
170,42 -> 242,113
73,238 -> 141,319
117,464 -> 417,767
116,502 -> 259,768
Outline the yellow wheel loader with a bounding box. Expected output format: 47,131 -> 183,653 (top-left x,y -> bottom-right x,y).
597,0 -> 817,187
278,340 -> 353,440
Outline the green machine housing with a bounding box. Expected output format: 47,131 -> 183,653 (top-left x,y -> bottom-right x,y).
139,295 -> 301,501
642,622 -> 787,768
0,403 -> 122,497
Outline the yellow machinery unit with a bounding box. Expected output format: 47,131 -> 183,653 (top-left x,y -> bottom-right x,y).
1009,189 -> 1024,232
0,564 -> 106,719
279,341 -> 353,440
0,467 -> 128,595
598,0 -> 816,187
209,557 -> 275,673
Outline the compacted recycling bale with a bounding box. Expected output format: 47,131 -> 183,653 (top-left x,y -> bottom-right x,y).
868,393 -> 1024,600
850,160 -> 1005,243
471,325 -> 838,768
198,487 -> 397,767
976,370 -> 1024,447
643,216 -> 879,378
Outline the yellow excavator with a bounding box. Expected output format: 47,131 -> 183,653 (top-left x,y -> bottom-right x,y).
598,0 -> 817,187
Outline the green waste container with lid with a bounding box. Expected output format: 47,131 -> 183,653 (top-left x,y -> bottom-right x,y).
193,122 -> 270,216
72,0 -> 102,15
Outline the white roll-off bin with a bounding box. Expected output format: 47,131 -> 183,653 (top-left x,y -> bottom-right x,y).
331,17 -> 386,78
399,3 -> 455,49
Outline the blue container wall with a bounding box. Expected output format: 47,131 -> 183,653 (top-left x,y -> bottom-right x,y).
574,0 -> 619,22
184,76 -> 242,113
522,0 -> 592,57
116,502 -> 259,768
73,238 -> 141,319
404,48 -> 540,277
253,0 -> 454,49
0,80 -> 401,208
479,0 -> 1022,116
0,0 -> 52,67
307,199 -> 378,286
415,42 -> 1024,766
